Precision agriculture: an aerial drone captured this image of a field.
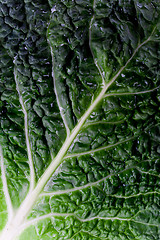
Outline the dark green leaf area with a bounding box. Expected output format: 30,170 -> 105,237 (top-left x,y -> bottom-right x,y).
69,94 -> 159,158
0,45 -> 30,208
45,140 -> 135,193
108,64 -> 159,96
43,156 -> 159,196
25,0 -> 50,36
87,88 -> 159,128
69,122 -> 133,154
9,0 -> 66,178
29,158 -> 160,239
48,0 -> 102,127
90,0 -> 160,82
0,0 -> 65,197
30,191 -> 160,238
20,215 -> 160,239
0,0 -> 27,56
0,95 -> 26,154
27,105 -> 65,180
3,153 -> 29,209
0,93 -> 30,210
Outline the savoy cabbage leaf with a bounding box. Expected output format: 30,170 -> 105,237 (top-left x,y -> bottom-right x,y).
0,0 -> 160,239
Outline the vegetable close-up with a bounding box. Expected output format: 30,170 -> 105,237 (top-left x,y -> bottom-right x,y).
0,0 -> 160,239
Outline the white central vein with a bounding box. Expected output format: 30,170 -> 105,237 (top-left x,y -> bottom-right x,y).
0,146 -> 14,221
14,67 -> 35,192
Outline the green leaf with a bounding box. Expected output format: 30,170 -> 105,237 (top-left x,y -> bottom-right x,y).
0,0 -> 160,239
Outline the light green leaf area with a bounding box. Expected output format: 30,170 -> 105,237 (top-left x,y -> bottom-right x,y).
0,0 -> 160,240
0,176 -> 7,231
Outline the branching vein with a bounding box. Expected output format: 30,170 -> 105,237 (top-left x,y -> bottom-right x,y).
20,213 -> 72,229
0,145 -> 14,221
79,216 -> 159,227
64,136 -> 135,159
104,86 -> 159,98
83,120 -> 124,128
50,45 -> 70,138
14,67 -> 35,192
40,166 -> 137,197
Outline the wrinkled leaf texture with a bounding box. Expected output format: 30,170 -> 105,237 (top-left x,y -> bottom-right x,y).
0,0 -> 160,239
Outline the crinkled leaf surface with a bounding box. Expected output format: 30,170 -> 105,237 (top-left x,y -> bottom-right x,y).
0,0 -> 160,239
